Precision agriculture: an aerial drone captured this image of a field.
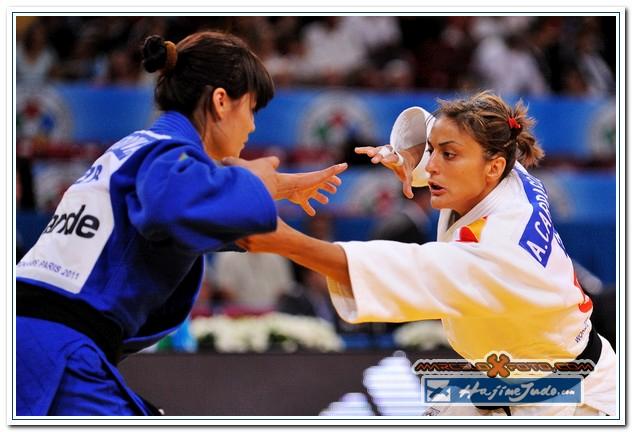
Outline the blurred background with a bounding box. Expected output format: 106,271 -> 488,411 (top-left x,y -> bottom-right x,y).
14,15 -> 617,415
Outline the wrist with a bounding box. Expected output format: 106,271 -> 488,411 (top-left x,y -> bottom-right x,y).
272,173 -> 288,200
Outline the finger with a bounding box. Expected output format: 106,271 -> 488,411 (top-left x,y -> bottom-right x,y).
380,153 -> 401,166
332,162 -> 348,175
301,202 -> 316,217
320,163 -> 348,178
297,166 -> 344,190
403,184 -> 413,199
265,156 -> 280,169
328,175 -> 342,187
354,146 -> 377,156
377,145 -> 394,157
221,156 -> 245,166
320,183 -> 337,194
371,153 -> 385,164
312,192 -> 329,204
403,174 -> 414,199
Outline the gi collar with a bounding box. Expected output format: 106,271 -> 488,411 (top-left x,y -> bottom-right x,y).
149,111 -> 203,149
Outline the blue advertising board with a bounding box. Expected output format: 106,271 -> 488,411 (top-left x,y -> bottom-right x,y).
17,85 -> 616,159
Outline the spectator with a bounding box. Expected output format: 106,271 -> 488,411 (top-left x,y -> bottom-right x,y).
342,15 -> 405,77
213,251 -> 295,312
471,31 -> 550,96
256,25 -> 294,86
16,20 -> 57,88
371,187 -> 434,245
98,47 -> 142,85
561,64 -> 591,96
58,32 -> 108,82
574,27 -> 615,96
301,17 -> 368,85
343,16 -> 401,55
277,267 -> 338,327
16,157 -> 35,211
383,59 -> 415,90
527,18 -> 564,92
470,16 -> 533,41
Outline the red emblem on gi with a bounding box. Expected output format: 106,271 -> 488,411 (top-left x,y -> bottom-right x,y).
457,217 -> 488,243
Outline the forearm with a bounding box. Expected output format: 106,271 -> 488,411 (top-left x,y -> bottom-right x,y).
277,228 -> 351,287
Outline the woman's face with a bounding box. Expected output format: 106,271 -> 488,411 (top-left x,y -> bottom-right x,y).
204,91 -> 256,160
425,117 -> 504,217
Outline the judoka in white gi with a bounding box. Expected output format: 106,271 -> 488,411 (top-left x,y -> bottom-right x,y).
233,91 -> 617,417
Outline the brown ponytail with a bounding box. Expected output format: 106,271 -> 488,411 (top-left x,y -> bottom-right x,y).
140,31 -> 274,118
510,99 -> 545,169
436,90 -> 545,179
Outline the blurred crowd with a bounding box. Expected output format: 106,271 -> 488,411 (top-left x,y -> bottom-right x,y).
14,15 -> 617,215
16,15 -> 615,96
190,202 -> 439,346
14,15 -> 617,350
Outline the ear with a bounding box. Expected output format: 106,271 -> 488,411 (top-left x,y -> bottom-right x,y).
486,156 -> 506,183
210,87 -> 228,120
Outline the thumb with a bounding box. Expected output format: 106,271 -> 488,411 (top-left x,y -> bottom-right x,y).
403,173 -> 414,199
319,162 -> 348,179
299,163 -> 347,188
264,156 -> 280,169
221,156 -> 244,166
333,162 -> 348,175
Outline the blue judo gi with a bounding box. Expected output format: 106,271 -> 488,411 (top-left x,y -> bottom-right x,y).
15,111 -> 277,415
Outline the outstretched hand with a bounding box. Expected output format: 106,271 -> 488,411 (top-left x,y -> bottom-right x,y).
354,145 -> 421,199
279,163 -> 347,216
222,157 -> 348,216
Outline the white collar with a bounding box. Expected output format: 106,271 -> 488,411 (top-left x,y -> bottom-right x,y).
436,168 -> 519,242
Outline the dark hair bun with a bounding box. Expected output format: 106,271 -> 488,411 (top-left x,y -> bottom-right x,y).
142,35 -> 167,73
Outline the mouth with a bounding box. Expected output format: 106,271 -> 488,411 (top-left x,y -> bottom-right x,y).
428,181 -> 446,196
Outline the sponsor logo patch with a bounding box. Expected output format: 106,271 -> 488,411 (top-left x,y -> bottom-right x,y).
43,204 -> 100,238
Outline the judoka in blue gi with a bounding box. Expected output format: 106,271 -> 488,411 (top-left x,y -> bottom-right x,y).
15,31 -> 346,416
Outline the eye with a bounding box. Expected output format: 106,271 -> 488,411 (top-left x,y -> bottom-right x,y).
426,146 -> 434,154
443,151 -> 456,160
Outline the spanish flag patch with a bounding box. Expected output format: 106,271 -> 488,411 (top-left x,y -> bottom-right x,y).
457,217 -> 488,243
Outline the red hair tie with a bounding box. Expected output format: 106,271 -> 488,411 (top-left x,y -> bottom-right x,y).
508,117 -> 521,129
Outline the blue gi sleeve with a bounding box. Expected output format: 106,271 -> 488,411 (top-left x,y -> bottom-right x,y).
127,143 -> 277,254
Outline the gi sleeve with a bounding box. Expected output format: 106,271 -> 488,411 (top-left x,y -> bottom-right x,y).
127,144 -> 277,254
390,106 -> 435,188
327,240 -> 583,323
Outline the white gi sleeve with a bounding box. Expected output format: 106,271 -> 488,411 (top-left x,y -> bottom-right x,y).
389,106 -> 435,188
327,240 -> 582,323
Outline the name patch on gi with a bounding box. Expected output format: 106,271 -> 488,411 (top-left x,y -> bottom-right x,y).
516,169 -> 566,266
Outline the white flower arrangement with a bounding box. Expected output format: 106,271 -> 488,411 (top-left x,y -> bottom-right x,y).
190,313 -> 344,353
393,320 -> 450,351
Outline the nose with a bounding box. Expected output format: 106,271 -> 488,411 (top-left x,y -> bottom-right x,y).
425,150 -> 439,175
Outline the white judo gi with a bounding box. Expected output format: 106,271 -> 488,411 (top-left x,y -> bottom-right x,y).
327,109 -> 617,417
